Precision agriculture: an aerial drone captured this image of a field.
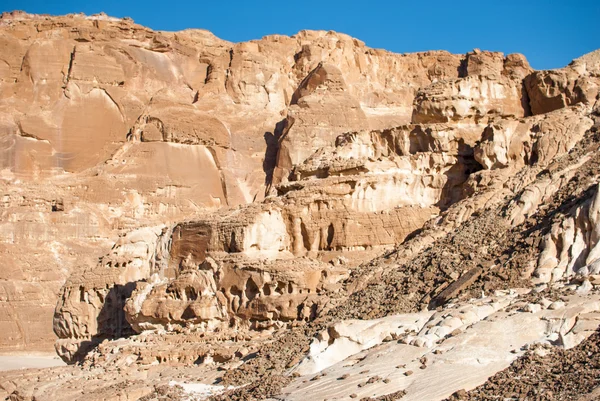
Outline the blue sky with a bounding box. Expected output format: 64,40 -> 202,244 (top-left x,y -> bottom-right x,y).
3,0 -> 599,70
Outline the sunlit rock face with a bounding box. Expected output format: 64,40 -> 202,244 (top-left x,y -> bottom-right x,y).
0,12 -> 473,352
525,50 -> 600,115
3,9 -> 600,401
1,13 -> 600,392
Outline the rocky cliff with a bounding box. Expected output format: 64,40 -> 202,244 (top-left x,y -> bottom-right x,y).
1,10 -> 600,401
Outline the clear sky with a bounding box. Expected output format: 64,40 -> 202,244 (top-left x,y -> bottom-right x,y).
3,0 -> 599,70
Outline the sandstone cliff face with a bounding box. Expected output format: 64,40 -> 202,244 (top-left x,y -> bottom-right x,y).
0,12 -> 447,351
525,50 -> 600,115
0,10 -> 598,354
2,9 -> 600,401
0,12 -> 474,351
46,33 -> 600,368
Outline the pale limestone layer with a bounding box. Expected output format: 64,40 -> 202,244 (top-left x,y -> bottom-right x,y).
283,293 -> 600,401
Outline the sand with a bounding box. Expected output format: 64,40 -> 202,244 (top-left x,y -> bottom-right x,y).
0,354 -> 66,371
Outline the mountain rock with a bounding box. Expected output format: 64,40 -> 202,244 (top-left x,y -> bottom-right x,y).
1,10 -> 600,401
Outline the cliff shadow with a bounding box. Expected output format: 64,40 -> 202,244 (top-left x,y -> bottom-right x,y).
263,118 -> 288,191
70,283 -> 137,363
436,139 -> 483,210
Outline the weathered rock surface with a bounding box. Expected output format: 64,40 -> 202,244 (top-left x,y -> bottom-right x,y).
525,50 -> 600,115
1,9 -> 600,401
0,11 -> 464,352
285,292 -> 600,401
411,49 -> 532,124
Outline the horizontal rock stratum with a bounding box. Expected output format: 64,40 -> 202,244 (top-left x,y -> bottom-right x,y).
1,10 -> 600,401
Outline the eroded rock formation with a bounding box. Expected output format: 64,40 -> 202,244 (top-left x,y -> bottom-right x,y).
1,9 -> 600,401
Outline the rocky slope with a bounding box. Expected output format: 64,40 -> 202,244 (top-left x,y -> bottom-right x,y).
1,10 -> 600,401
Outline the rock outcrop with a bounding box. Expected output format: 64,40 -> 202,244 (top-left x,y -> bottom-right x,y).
525,50 -> 600,115
0,11 -> 480,351
0,11 -> 466,351
2,10 -> 600,401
